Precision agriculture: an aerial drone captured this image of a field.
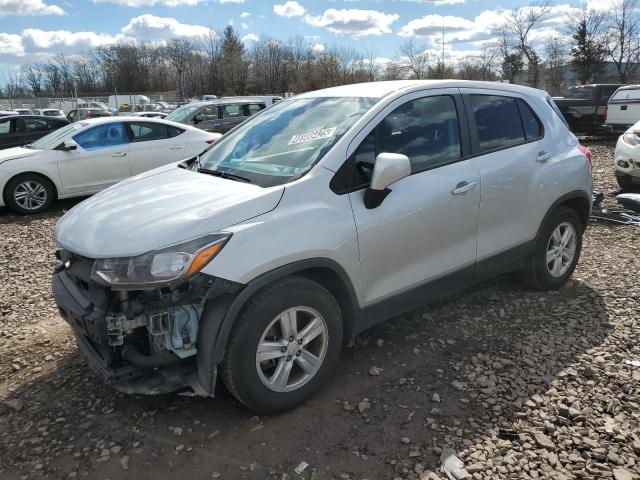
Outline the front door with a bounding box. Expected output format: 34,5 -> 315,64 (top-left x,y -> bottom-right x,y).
58,122 -> 130,194
347,90 -> 480,311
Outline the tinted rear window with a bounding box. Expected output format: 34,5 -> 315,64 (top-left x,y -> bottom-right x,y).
517,99 -> 543,141
470,95 -> 525,152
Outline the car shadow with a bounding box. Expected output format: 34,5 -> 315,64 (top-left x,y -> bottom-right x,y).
0,276 -> 611,480
0,197 -> 86,225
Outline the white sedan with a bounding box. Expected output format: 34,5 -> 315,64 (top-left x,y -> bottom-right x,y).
0,116 -> 221,214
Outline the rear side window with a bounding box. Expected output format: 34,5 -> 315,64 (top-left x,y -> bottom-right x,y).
222,104 -> 242,118
74,123 -> 128,150
470,95 -> 524,153
20,118 -> 51,132
128,122 -> 168,142
517,99 -> 542,141
0,119 -> 12,135
167,125 -> 184,138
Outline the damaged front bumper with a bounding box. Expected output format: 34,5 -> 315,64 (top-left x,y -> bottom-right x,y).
52,250 -> 241,396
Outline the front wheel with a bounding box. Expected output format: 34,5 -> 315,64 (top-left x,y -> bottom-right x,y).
4,173 -> 55,214
221,276 -> 343,413
521,206 -> 583,290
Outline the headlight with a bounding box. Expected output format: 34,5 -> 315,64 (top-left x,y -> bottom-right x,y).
622,133 -> 640,146
91,233 -> 230,287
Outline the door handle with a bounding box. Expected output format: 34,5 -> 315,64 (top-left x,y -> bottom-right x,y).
452,181 -> 477,196
111,152 -> 127,157
536,151 -> 551,163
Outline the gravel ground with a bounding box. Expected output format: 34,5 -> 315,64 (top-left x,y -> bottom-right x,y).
0,139 -> 638,480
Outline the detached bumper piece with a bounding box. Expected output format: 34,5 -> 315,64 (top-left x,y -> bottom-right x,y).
51,252 -> 240,396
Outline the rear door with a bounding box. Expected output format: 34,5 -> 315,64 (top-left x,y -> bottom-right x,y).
125,121 -> 187,175
461,89 -> 562,272
57,122 -> 130,193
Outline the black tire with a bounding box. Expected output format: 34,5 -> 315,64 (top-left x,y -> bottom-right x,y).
521,206 -> 583,290
221,276 -> 342,414
4,173 -> 55,214
616,172 -> 634,192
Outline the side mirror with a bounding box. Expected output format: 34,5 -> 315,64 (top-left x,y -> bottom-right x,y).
364,152 -> 411,209
58,140 -> 78,151
192,116 -> 201,124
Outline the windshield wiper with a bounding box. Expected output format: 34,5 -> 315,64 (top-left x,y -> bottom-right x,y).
199,167 -> 252,184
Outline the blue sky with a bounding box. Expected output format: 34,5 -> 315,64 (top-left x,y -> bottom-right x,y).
0,0 -> 609,77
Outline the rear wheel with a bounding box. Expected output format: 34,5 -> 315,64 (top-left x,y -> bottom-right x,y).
221,276 -> 342,413
4,173 -> 55,214
521,206 -> 583,290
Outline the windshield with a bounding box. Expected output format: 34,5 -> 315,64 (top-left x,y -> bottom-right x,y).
30,123 -> 84,150
198,96 -> 377,187
563,86 -> 595,100
165,104 -> 200,123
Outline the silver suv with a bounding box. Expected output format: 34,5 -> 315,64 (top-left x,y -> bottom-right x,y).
52,80 -> 593,413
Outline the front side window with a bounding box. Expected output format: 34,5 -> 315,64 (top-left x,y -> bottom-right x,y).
247,104 -> 264,115
0,119 -> 12,135
197,106 -> 219,122
127,122 -> 169,142
470,95 -> 525,153
199,96 -> 377,187
349,95 -> 462,187
31,123 -> 83,150
222,105 -> 242,118
73,123 -> 128,150
20,118 -> 50,132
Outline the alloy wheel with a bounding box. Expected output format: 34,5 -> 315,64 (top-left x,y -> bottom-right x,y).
13,181 -> 47,211
546,221 -> 577,277
255,306 -> 328,393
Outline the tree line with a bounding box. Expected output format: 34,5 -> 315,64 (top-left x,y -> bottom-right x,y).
2,0 -> 639,101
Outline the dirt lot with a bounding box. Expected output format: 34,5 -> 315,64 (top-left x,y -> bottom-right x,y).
0,139 -> 639,480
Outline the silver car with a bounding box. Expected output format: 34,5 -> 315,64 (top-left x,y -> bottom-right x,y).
52,80 -> 593,413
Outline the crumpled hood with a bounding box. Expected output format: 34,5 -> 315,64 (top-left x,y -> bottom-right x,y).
0,147 -> 39,164
55,166 -> 284,258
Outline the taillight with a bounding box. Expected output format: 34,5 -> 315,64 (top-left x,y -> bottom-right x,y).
577,144 -> 593,170
604,106 -> 608,121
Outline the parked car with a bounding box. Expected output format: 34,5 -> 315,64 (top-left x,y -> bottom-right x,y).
0,110 -> 18,117
128,112 -> 167,118
31,108 -> 66,118
165,99 -> 266,134
0,117 -> 221,214
0,115 -> 69,150
606,85 -> 640,133
613,119 -> 640,190
223,95 -> 283,105
553,84 -> 622,134
67,108 -> 112,122
51,80 -> 593,413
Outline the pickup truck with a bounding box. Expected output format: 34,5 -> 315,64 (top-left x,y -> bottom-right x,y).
606,85 -> 640,132
553,84 -> 622,134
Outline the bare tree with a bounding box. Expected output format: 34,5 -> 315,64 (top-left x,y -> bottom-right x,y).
605,0 -> 640,83
162,39 -> 193,100
502,1 -> 551,87
399,40 -> 429,79
543,36 -> 568,95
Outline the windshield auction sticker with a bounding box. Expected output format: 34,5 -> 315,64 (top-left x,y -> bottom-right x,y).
288,127 -> 337,145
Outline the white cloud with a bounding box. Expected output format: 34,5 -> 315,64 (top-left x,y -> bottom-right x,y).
240,11 -> 251,17
121,14 -> 214,40
0,0 -> 64,17
273,1 -> 305,18
430,0 -> 465,5
311,43 -> 325,53
305,8 -> 399,36
241,22 -> 248,29
399,9 -> 504,44
241,33 -> 259,42
91,0 -> 199,6
21,28 -> 127,53
0,33 -> 25,56
218,0 -> 243,3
